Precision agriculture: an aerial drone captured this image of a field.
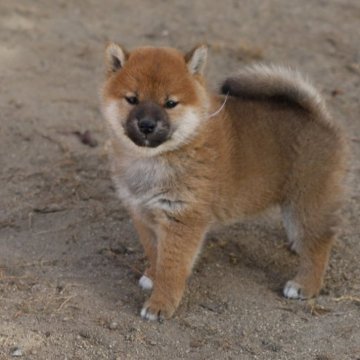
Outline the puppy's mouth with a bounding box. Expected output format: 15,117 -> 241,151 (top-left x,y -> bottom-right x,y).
124,102 -> 172,148
125,119 -> 171,148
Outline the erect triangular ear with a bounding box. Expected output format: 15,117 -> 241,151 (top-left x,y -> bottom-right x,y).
185,44 -> 208,75
105,42 -> 128,73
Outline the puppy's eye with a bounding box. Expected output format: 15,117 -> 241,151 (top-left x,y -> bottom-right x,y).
125,96 -> 139,105
164,100 -> 179,109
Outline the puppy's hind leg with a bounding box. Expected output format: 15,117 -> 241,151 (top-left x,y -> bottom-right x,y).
282,202 -> 338,300
281,204 -> 302,254
281,120 -> 346,299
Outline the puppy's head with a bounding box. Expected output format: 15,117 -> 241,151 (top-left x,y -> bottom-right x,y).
100,43 -> 209,155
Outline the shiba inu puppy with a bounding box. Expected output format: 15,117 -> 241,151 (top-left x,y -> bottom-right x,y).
100,43 -> 347,321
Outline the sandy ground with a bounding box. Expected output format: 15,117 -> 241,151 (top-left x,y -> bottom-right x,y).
1,1 -> 360,359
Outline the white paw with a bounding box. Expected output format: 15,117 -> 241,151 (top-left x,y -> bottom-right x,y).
139,275 -> 153,291
140,307 -> 158,321
283,280 -> 305,299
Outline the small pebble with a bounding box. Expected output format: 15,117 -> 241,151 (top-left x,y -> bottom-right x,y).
79,330 -> 91,339
74,130 -> 98,147
109,321 -> 118,330
11,347 -> 23,357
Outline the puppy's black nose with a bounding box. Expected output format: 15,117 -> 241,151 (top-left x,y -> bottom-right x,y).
138,118 -> 157,135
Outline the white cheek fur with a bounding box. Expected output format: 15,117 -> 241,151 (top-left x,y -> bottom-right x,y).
101,100 -> 128,139
170,107 -> 202,145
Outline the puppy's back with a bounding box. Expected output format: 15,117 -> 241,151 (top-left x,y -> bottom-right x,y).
213,64 -> 347,218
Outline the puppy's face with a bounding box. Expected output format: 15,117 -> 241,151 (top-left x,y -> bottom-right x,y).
101,44 -> 209,155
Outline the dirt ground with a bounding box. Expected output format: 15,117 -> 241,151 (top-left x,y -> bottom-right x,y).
1,1 -> 360,359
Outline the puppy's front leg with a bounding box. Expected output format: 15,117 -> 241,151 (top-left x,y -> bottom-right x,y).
131,211 -> 157,291
140,216 -> 207,321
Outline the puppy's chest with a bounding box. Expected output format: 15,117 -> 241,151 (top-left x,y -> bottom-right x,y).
113,158 -> 185,213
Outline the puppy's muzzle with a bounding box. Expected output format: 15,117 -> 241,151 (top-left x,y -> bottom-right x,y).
125,102 -> 171,148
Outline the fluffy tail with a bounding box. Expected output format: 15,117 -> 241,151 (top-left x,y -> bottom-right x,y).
221,64 -> 329,121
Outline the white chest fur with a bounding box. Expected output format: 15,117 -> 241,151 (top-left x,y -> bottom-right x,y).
112,156 -> 184,214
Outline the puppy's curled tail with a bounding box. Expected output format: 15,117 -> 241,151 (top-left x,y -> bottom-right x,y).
221,64 -> 329,122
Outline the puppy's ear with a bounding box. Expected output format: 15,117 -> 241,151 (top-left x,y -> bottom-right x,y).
185,44 -> 208,75
105,42 -> 128,73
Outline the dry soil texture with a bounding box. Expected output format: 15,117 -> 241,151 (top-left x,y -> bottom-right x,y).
1,1 -> 360,359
